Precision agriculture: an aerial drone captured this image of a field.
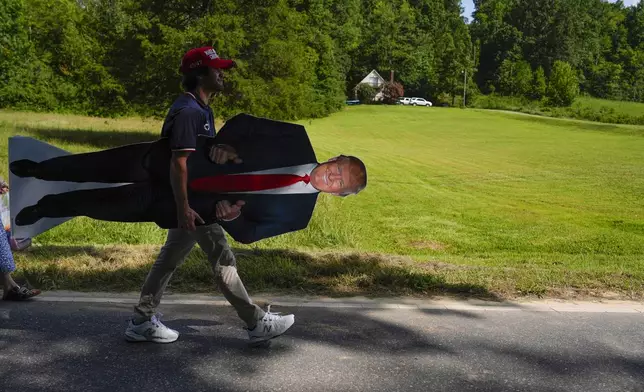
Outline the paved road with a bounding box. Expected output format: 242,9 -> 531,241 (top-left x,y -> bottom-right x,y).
1,296 -> 642,392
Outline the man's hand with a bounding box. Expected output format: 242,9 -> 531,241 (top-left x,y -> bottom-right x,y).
209,144 -> 242,164
178,206 -> 205,231
215,200 -> 245,221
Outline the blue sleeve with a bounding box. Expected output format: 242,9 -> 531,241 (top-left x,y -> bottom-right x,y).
169,108 -> 203,152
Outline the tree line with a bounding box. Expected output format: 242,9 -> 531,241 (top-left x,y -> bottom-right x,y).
1,0 -> 642,120
0,0 -> 472,119
472,0 -> 644,105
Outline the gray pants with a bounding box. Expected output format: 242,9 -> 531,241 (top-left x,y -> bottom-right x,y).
134,223 -> 264,327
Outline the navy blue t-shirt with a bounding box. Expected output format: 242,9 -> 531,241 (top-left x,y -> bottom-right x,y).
161,93 -> 215,152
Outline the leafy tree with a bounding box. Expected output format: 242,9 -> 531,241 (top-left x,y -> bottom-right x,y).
381,81 -> 404,104
514,61 -> 533,97
0,0 -> 60,110
532,66 -> 547,100
0,0 -> 29,83
547,60 -> 579,106
625,1 -> 644,49
472,0 -> 644,104
588,60 -> 624,100
497,59 -> 532,96
5,0 -> 644,118
355,83 -> 378,103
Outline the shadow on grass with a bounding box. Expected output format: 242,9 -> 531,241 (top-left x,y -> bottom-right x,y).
25,127 -> 157,149
233,248 -> 501,300
12,245 -> 501,301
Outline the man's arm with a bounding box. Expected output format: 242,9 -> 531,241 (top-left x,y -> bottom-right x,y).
170,151 -> 204,231
167,108 -> 206,231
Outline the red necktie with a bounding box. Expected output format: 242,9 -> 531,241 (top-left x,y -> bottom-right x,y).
189,173 -> 311,193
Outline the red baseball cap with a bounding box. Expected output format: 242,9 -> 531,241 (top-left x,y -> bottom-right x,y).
180,46 -> 235,73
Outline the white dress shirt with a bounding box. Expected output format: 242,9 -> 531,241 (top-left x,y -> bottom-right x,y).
219,163 -> 319,194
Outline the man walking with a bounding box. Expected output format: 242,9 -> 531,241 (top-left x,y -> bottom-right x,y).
123,47 -> 294,345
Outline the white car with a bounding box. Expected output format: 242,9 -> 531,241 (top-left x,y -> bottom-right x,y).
397,97 -> 411,105
410,97 -> 432,107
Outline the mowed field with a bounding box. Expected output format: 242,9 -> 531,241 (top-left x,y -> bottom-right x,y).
575,96 -> 644,117
1,106 -> 643,299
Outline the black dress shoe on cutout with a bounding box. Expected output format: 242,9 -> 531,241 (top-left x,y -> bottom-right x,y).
15,205 -> 42,226
9,159 -> 40,178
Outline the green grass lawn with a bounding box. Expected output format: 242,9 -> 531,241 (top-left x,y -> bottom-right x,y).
471,94 -> 644,125
575,96 -> 644,117
1,106 -> 643,299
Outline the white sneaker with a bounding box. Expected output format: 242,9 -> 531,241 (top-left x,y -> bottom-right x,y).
247,305 -> 295,344
124,314 -> 179,343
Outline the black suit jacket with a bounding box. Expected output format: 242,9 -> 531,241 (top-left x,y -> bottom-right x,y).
158,113 -> 321,244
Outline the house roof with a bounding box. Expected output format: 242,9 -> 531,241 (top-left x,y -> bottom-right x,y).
358,69 -> 386,85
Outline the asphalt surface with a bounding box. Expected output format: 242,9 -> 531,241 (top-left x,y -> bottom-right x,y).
0,298 -> 642,392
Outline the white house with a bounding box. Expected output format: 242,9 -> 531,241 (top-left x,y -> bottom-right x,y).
354,69 -> 387,101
